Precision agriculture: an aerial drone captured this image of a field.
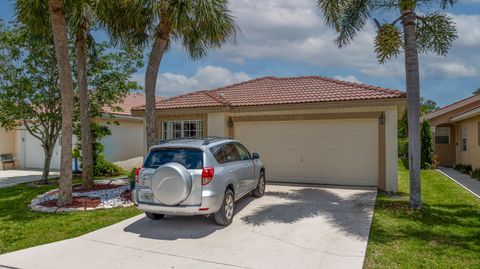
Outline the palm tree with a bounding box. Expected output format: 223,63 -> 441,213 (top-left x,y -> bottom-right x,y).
103,0 -> 236,149
47,0 -> 75,206
317,0 -> 457,209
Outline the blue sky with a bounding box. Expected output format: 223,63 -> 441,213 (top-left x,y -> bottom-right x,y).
1,0 -> 480,107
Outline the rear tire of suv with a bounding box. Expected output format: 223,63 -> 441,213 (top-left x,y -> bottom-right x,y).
214,189 -> 235,226
252,171 -> 266,198
145,212 -> 165,220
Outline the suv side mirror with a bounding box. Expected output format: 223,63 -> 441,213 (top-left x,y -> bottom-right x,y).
252,153 -> 260,159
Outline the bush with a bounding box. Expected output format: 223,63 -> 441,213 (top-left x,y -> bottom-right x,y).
454,163 -> 472,175
421,121 -> 433,169
398,138 -> 408,158
471,169 -> 480,180
94,155 -> 124,177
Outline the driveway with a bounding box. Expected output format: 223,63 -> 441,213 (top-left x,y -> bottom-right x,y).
0,170 -> 59,188
0,184 -> 377,269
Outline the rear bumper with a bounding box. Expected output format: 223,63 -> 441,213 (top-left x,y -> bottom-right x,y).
133,188 -> 223,216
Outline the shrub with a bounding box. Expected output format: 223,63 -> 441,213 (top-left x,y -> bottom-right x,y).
94,155 -> 124,177
454,163 -> 472,175
421,121 -> 433,169
471,169 -> 480,180
398,138 -> 408,158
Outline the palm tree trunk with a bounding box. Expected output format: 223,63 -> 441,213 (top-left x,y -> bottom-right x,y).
76,18 -> 95,190
403,10 -> 422,209
145,17 -> 171,149
48,0 -> 74,206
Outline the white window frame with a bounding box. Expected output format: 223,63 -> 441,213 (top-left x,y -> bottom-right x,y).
162,120 -> 203,140
462,126 -> 468,151
435,127 -> 450,144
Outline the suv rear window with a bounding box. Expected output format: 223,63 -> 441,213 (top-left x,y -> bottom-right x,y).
143,148 -> 203,169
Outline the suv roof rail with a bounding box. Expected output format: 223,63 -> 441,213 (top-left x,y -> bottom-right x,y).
157,136 -> 231,146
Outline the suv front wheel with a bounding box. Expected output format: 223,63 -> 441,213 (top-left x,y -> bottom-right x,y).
214,189 -> 235,226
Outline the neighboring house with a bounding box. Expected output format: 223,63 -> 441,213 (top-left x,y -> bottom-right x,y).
424,94 -> 480,168
0,93 -> 155,170
132,76 -> 406,192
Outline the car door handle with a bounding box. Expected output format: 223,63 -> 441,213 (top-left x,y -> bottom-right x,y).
229,169 -> 235,173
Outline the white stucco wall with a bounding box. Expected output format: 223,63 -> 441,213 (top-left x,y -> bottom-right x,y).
98,117 -> 144,162
207,113 -> 227,137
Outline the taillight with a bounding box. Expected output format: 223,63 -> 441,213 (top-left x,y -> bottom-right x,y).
201,167 -> 214,185
135,167 -> 142,183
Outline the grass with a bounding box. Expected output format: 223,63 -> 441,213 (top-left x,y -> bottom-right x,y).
0,179 -> 140,254
365,161 -> 480,269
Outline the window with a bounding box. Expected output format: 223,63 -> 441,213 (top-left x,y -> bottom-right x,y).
462,126 -> 468,151
163,120 -> 203,140
435,127 -> 450,144
210,144 -> 227,164
236,143 -> 251,160
143,148 -> 203,169
223,143 -> 241,162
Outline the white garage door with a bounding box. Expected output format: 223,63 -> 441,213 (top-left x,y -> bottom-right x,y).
24,132 -> 61,170
235,119 -> 378,186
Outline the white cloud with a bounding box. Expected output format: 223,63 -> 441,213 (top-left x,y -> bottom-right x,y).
132,65 -> 251,97
427,62 -> 478,77
334,75 -> 362,84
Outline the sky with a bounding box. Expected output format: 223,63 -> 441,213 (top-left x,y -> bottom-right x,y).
1,0 -> 479,107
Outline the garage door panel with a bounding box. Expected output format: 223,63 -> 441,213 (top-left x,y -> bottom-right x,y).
235,119 -> 378,186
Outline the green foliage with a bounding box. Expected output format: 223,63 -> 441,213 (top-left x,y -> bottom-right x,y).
398,138 -> 409,158
416,12 -> 457,56
128,167 -> 137,182
316,0 -> 458,62
93,155 -> 124,177
420,121 -> 433,169
471,169 -> 480,180
74,122 -> 111,166
473,88 -> 480,95
454,163 -> 473,175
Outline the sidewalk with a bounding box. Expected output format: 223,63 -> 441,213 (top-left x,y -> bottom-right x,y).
0,170 -> 59,188
437,167 -> 480,199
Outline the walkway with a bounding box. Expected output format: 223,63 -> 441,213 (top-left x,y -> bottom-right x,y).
0,170 -> 59,188
438,167 -> 480,199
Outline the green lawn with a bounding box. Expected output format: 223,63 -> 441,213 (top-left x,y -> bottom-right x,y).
0,180 -> 140,254
365,161 -> 480,268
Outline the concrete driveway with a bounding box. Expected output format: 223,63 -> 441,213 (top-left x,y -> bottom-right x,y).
0,184 -> 376,269
0,170 -> 59,188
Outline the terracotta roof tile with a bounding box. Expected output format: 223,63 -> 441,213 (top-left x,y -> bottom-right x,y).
103,93 -> 161,116
132,76 -> 405,111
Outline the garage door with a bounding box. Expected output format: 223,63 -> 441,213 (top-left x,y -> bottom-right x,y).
25,132 -> 61,169
235,119 -> 378,186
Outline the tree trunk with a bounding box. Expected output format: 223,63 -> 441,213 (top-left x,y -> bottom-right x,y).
402,10 -> 422,209
48,0 -> 74,206
41,145 -> 54,184
76,18 -> 95,190
145,17 -> 171,149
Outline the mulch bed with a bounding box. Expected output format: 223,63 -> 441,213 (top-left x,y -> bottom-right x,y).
39,196 -> 102,208
120,190 -> 132,202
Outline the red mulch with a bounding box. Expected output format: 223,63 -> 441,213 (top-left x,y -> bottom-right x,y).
48,184 -> 121,196
40,196 -> 101,208
120,190 -> 132,202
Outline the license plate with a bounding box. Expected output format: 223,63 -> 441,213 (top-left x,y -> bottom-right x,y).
138,189 -> 154,203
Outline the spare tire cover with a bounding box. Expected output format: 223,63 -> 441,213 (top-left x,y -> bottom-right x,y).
151,162 -> 192,206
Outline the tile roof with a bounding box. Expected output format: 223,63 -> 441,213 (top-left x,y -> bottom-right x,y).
103,93 -> 162,116
424,94 -> 480,121
132,76 -> 405,111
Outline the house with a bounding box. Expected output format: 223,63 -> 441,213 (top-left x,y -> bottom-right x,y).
0,93 -> 154,170
132,76 -> 406,192
424,94 -> 480,168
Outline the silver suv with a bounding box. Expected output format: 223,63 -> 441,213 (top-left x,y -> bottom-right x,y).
132,137 -> 266,226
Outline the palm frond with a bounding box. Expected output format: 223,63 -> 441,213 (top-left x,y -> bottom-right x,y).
416,12 -> 457,56
335,0 -> 374,47
316,0 -> 347,30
